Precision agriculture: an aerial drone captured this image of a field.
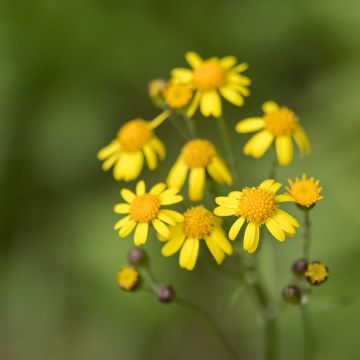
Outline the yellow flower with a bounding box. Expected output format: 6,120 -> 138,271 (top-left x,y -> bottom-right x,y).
164,81 -> 193,110
287,174 -> 323,208
305,261 -> 329,285
167,139 -> 233,201
148,78 -> 167,99
161,206 -> 233,270
214,179 -> 299,253
114,180 -> 184,245
235,101 -> 310,166
97,111 -> 169,181
116,266 -> 140,290
171,51 -> 250,118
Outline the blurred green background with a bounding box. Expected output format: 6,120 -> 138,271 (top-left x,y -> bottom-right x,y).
1,0 -> 360,359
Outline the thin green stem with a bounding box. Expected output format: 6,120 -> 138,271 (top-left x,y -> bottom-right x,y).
169,112 -> 191,141
175,297 -> 239,359
269,150 -> 278,179
183,114 -> 197,138
216,116 -> 239,187
302,210 -> 311,260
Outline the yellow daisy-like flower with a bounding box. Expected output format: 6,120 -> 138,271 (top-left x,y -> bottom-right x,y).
97,111 -> 169,181
164,81 -> 193,110
171,51 -> 250,118
287,174 -> 323,208
235,101 -> 310,166
214,179 -> 299,253
305,261 -> 329,285
167,139 -> 233,201
114,180 -> 184,245
161,206 -> 233,270
116,266 -> 140,291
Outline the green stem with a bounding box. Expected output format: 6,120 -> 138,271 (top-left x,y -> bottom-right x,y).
269,150 -> 278,179
169,112 -> 191,141
216,116 -> 239,187
302,210 -> 311,260
175,297 -> 239,359
183,114 -> 197,138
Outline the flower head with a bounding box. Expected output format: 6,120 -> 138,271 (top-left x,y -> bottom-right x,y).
116,266 -> 140,290
214,179 -> 299,253
161,206 -> 233,270
167,139 -> 233,201
171,51 -> 250,118
287,174 -> 323,208
235,101 -> 310,166
305,261 -> 329,285
114,180 -> 183,245
97,111 -> 169,181
164,82 -> 193,110
148,78 -> 167,100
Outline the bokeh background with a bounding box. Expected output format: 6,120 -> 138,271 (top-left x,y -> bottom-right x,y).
1,0 -> 360,359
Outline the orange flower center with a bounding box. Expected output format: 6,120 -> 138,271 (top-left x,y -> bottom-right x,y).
192,60 -> 226,91
288,179 -> 321,207
181,139 -> 216,168
264,107 -> 298,136
164,83 -> 193,109
182,206 -> 213,239
129,194 -> 160,223
117,119 -> 152,152
237,187 -> 277,224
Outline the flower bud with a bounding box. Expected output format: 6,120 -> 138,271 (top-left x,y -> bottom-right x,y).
128,248 -> 147,266
148,79 -> 167,108
305,261 -> 329,285
292,259 -> 308,276
116,266 -> 140,291
282,285 -> 301,304
156,284 -> 175,303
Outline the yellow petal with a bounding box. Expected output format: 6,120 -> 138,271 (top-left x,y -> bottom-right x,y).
136,180 -> 146,195
114,203 -> 130,214
262,101 -> 279,114
231,63 -> 248,73
273,213 -> 296,235
157,210 -> 177,225
220,86 -> 244,106
213,206 -> 236,216
114,216 -> 131,230
259,179 -> 275,190
152,218 -> 170,239
122,152 -> 144,181
227,73 -> 251,86
134,222 -> 149,245
159,192 -> 183,205
294,126 -> 311,156
102,154 -> 120,171
185,51 -> 202,69
205,236 -> 225,265
167,159 -> 188,190
149,182 -> 166,195
276,194 -> 295,202
159,209 -> 184,223
276,209 -> 300,227
118,219 -> 136,238
143,145 -> 157,170
97,140 -> 120,160
211,227 -> 233,255
220,56 -> 237,69
120,188 -> 136,203
149,137 -> 166,160
215,196 -> 238,208
149,110 -> 170,129
268,182 -> 282,194
189,167 -> 206,201
247,227 -> 260,253
208,156 -> 233,185
161,228 -> 186,256
265,217 -> 285,241
200,91 -> 222,118
243,130 -> 274,158
113,155 -> 125,180
243,222 -> 258,251
229,191 -> 242,199
235,118 -> 265,133
179,238 -> 199,270
187,91 -> 201,117
171,68 -> 193,83
229,217 -> 245,240
275,136 -> 293,166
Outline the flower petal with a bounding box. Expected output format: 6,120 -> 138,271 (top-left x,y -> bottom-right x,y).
152,218 -> 170,239
161,227 -> 186,256
243,222 -> 258,251
122,152 -> 144,181
220,86 -> 244,106
208,156 -> 233,185
114,203 -> 130,214
243,130 -> 274,158
149,137 -> 166,159
200,91 -> 221,118
229,217 -> 245,240
265,217 -> 285,241
213,206 -> 236,216
143,145 -> 157,170
205,236 -> 225,265
262,101 -> 279,114
171,68 -> 193,83
150,182 -> 166,195
118,219 -> 136,238
120,188 -> 136,203
235,118 -> 265,133
167,159 -> 188,190
220,56 -> 237,69
179,238 -> 199,270
97,140 -> 120,160
134,222 -> 149,245
189,167 -> 206,201
185,51 -> 202,69
275,136 -> 293,166
136,180 -> 146,195
294,125 -> 311,156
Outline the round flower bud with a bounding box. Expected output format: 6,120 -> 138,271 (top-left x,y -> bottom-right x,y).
305,261 -> 329,285
282,285 -> 301,304
292,259 -> 308,276
148,79 -> 167,108
116,266 -> 140,291
128,248 -> 147,266
156,284 -> 175,304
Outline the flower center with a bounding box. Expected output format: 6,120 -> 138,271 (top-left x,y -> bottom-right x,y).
182,206 -> 213,239
237,187 -> 277,224
117,267 -> 139,290
117,119 -> 152,152
181,139 -> 216,168
192,60 -> 226,91
130,194 -> 160,223
164,83 -> 193,109
264,108 -> 298,136
289,180 -> 321,207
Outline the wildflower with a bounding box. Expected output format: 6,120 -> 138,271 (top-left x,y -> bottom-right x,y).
305,261 -> 329,285
116,266 -> 140,291
97,111 -> 169,181
156,284 -> 175,303
164,81 -> 193,110
235,101 -> 310,166
167,139 -> 232,201
214,179 -> 299,253
148,78 -> 167,105
287,174 -> 323,208
171,51 -> 250,118
282,285 -> 301,304
114,180 -> 183,245
161,206 -> 233,271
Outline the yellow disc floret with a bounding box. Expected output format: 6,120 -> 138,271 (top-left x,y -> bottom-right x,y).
164,83 -> 193,109
287,175 -> 322,207
129,194 -> 160,223
264,107 -> 298,136
116,266 -> 140,290
181,139 -> 216,168
237,187 -> 277,224
192,60 -> 226,91
305,262 -> 329,285
117,119 -> 152,152
182,206 -> 213,239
